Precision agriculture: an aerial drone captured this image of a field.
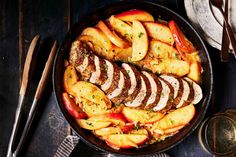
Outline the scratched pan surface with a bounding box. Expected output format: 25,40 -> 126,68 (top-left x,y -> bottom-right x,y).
53,1 -> 213,156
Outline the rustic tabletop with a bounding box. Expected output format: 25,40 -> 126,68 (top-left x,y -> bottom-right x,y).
1,0 -> 236,157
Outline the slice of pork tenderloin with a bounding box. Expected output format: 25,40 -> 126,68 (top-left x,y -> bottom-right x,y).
138,73 -> 152,109
152,77 -> 174,112
124,75 -> 148,108
101,61 -> 120,94
97,58 -> 108,85
121,63 -> 142,103
89,56 -> 108,85
69,40 -> 96,81
184,77 -> 203,104
160,75 -> 184,107
176,78 -> 194,108
109,68 -> 131,105
142,71 -> 162,110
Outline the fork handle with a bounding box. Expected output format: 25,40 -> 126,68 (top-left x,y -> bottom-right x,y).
219,8 -> 236,57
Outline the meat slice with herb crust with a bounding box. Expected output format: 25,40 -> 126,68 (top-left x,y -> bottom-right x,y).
121,63 -> 142,103
160,75 -> 183,107
142,71 -> 162,110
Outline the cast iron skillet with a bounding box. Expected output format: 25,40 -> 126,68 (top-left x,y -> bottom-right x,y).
53,1 -> 213,156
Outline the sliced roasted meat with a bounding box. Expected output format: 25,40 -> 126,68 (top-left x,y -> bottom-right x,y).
142,71 -> 162,110
184,77 -> 203,104
89,55 -> 101,84
176,79 -> 192,108
110,69 -> 131,104
124,75 -> 147,107
97,58 -> 108,85
152,78 -> 174,112
160,75 -> 183,107
69,40 -> 203,110
100,60 -> 114,92
122,63 -> 142,103
69,41 -> 96,80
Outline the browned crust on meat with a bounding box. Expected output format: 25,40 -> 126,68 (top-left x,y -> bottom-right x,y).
104,63 -> 120,94
182,78 -> 194,107
138,73 -> 151,109
159,77 -> 174,113
111,69 -> 131,105
173,77 -> 184,107
123,64 -> 142,103
144,73 -> 162,110
97,58 -> 108,85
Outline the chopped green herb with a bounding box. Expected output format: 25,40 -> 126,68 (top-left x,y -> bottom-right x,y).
134,125 -> 139,130
86,122 -> 93,126
169,119 -> 175,125
138,32 -> 144,38
127,70 -> 130,74
92,95 -> 95,99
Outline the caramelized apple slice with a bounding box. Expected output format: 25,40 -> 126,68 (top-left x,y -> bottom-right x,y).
94,127 -> 122,136
168,20 -> 196,53
97,21 -> 129,48
144,22 -> 174,45
77,119 -> 111,130
132,20 -> 149,61
122,107 -> 165,124
88,113 -> 126,126
108,15 -> 133,42
71,81 -> 112,109
62,93 -> 87,119
63,65 -> 79,94
105,134 -> 148,149
153,104 -> 195,130
115,9 -> 154,22
81,27 -> 112,50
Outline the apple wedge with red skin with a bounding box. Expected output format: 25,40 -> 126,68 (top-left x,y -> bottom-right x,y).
108,16 -> 133,42
132,20 -> 149,61
105,134 -> 148,149
63,65 -> 79,95
144,22 -> 174,45
81,27 -> 112,50
88,113 -> 127,126
120,123 -> 135,133
77,119 -> 111,130
115,9 -> 154,22
122,107 -> 165,124
62,93 -> 87,119
152,104 -> 195,132
168,20 -> 196,53
97,21 -> 129,48
94,127 -> 122,137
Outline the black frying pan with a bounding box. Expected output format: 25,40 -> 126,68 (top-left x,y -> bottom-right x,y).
53,1 -> 213,156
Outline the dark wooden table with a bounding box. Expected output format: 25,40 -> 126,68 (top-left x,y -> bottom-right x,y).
1,0 -> 236,156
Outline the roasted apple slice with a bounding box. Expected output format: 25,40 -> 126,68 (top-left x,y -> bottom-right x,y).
88,113 -> 127,126
168,20 -> 196,53
120,123 -> 135,133
187,61 -> 201,83
149,40 -> 179,59
81,27 -> 112,50
76,119 -> 111,130
143,58 -> 190,77
132,20 -> 149,61
62,93 -> 87,119
115,9 -> 154,22
144,22 -> 174,45
94,127 -> 122,136
152,104 -> 195,130
63,65 -> 79,94
130,128 -> 149,136
79,97 -> 110,117
97,21 -> 129,48
105,134 -> 148,149
122,107 -> 165,124
71,81 -> 112,109
163,125 -> 185,135
108,15 -> 133,42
